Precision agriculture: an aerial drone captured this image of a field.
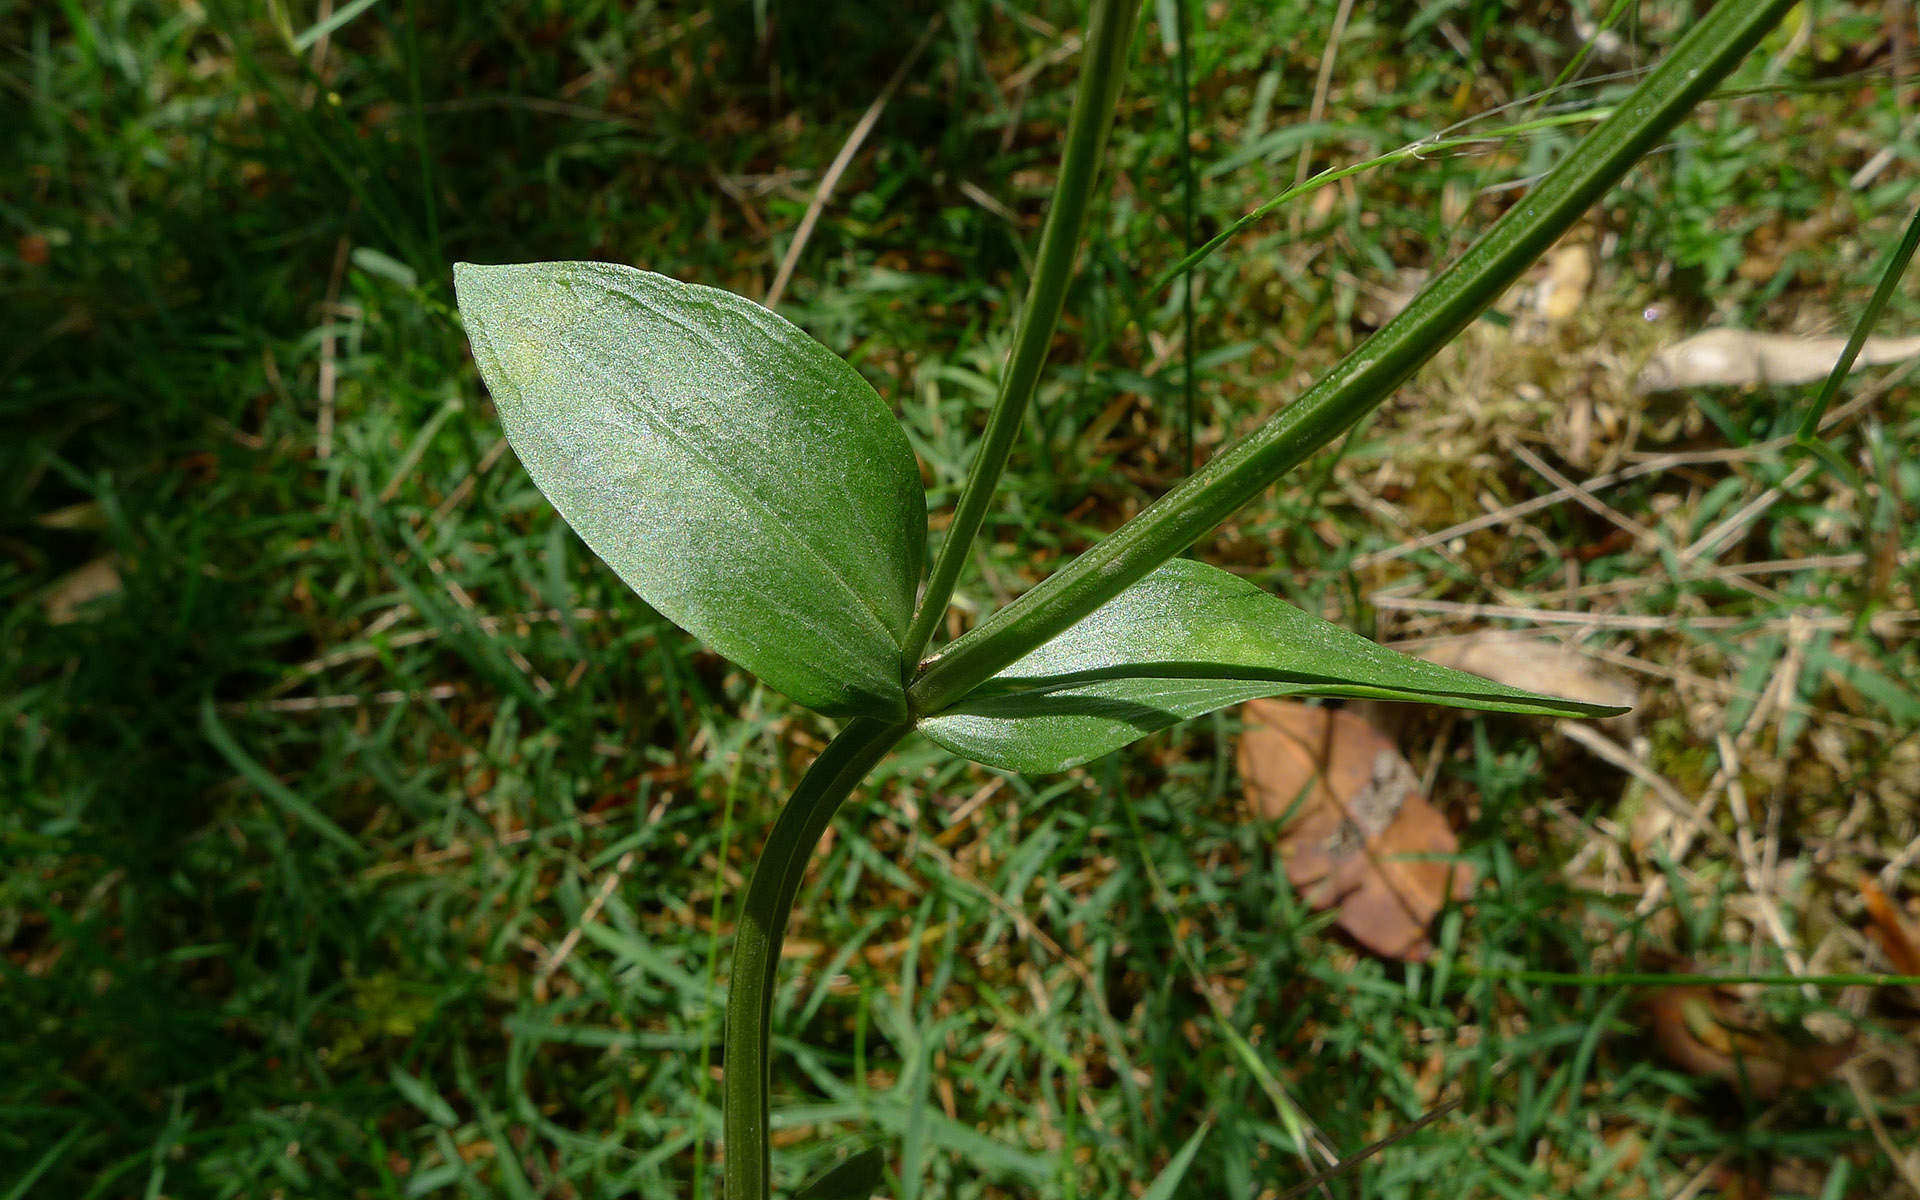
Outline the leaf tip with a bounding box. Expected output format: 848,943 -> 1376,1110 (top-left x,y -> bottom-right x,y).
450,260 -> 508,313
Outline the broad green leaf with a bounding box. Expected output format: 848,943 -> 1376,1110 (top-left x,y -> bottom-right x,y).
454,262 -> 925,718
918,559 -> 1627,772
792,1145 -> 886,1200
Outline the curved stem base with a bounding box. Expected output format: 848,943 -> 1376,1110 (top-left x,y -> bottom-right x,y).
722,718 -> 910,1200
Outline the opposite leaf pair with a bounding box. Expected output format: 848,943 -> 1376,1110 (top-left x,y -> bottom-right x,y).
453,260 -> 1616,775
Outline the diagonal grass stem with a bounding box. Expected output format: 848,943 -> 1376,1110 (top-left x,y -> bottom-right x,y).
1797,200 -> 1920,442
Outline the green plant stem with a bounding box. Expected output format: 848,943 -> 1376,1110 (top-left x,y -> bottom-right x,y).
908,0 -> 1795,716
1172,0 -> 1196,473
723,717 -> 909,1200
900,0 -> 1141,674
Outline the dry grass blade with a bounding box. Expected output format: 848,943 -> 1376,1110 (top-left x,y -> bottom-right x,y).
1273,1100 -> 1462,1200
762,18 -> 943,309
1636,328 -> 1920,392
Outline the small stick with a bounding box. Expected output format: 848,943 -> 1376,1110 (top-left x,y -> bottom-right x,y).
426,558 -> 555,698
1841,1063 -> 1920,1200
429,435 -> 511,525
1678,459 -> 1817,565
763,18 -> 942,308
1290,0 -> 1357,201
1555,720 -> 1734,856
240,684 -> 459,713
538,850 -> 638,985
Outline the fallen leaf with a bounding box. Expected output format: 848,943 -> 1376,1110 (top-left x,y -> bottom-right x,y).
35,500 -> 106,531
1860,875 -> 1920,977
42,555 -> 122,624
1411,631 -> 1637,731
1645,977 -> 1854,1099
1238,700 -> 1472,961
1635,327 -> 1920,392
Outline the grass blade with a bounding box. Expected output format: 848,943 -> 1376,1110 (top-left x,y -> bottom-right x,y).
1797,200 -> 1920,442
200,697 -> 364,859
1140,1121 -> 1210,1200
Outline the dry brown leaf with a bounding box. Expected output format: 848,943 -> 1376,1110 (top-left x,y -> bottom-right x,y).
42,555 -> 121,624
1403,631 -> 1638,737
1635,327 -> 1920,392
1860,875 -> 1920,977
1645,980 -> 1854,1099
1238,699 -> 1472,962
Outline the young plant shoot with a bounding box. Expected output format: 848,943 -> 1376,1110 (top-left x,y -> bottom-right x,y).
452,0 -> 1796,1193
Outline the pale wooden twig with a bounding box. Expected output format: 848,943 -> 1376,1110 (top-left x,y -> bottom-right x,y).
282,606 -> 603,681
1004,30 -> 1082,92
240,684 -> 459,713
1555,720 -> 1734,857
763,18 -> 942,308
1632,636 -> 1800,919
1369,595 -> 1908,636
1678,459 -> 1818,565
1353,446 -> 1772,570
359,806 -> 634,881
426,558 -> 555,698
538,850 -> 638,984
1718,730 -> 1814,994
1842,1063 -> 1920,1200
430,435 -> 511,525
1291,0 -> 1357,200
1358,368 -> 1891,572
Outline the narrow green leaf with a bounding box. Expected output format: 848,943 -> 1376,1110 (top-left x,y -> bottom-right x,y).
919,560 -> 1624,773
1796,199 -> 1920,441
200,697 -> 365,857
1140,1122 -> 1210,1200
388,1066 -> 460,1127
792,1146 -> 886,1200
454,261 -> 925,718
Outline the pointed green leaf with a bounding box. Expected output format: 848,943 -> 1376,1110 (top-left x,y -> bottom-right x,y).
454,262 -> 925,718
1140,1122 -> 1210,1200
792,1145 -> 886,1200
918,559 -> 1626,773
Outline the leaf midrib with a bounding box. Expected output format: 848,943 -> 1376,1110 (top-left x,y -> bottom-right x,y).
532,305 -> 907,665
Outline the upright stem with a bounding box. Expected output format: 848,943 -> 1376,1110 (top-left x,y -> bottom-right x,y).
723,718 -> 909,1200
900,0 -> 1141,672
907,0 -> 1796,716
1171,0 -> 1196,473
